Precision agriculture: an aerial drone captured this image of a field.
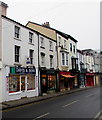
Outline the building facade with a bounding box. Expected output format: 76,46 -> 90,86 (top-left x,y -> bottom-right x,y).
0,2 -> 39,102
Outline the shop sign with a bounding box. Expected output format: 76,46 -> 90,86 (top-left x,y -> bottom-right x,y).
47,70 -> 55,74
10,67 -> 36,74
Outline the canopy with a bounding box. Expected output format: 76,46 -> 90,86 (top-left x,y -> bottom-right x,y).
61,74 -> 77,78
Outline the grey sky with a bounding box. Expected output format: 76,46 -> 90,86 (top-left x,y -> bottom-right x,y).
1,0 -> 100,50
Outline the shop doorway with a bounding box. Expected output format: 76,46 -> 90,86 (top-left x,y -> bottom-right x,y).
20,75 -> 27,98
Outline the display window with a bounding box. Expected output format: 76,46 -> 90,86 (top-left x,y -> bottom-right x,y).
9,75 -> 20,93
27,75 -> 35,90
8,74 -> 35,93
48,75 -> 56,90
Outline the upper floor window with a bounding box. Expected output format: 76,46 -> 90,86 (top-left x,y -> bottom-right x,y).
58,36 -> 61,46
64,40 -> 66,48
15,26 -> 20,39
73,45 -> 75,53
29,49 -> 34,64
62,53 -> 65,66
40,37 -> 45,48
50,55 -> 53,68
70,43 -> 72,52
15,45 -> 20,63
49,41 -> 53,51
41,53 -> 45,66
29,32 -> 34,44
66,53 -> 68,66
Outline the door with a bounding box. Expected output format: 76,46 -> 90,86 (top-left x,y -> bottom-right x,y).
20,75 -> 27,98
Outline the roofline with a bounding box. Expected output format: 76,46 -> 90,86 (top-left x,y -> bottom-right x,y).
2,15 -> 56,42
27,21 -> 78,43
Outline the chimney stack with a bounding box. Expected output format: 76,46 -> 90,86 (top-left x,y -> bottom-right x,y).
0,1 -> 8,16
42,22 -> 50,27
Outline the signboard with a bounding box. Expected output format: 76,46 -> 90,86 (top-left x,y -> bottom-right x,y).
10,67 -> 36,74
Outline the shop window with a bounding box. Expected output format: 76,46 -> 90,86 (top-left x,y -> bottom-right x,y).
27,75 -> 35,90
9,75 -> 20,93
48,75 -> 56,90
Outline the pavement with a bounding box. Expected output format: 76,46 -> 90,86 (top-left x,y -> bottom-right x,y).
0,86 -> 99,111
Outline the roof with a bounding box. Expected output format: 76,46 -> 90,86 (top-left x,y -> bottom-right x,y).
27,21 -> 78,43
1,15 -> 56,42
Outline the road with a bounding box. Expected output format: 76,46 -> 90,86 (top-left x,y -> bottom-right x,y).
1,87 -> 102,119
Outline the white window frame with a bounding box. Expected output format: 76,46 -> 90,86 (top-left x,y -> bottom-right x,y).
40,37 -> 45,48
15,26 -> 20,39
64,40 -> 66,49
49,41 -> 53,51
15,45 -> 20,63
29,49 -> 34,64
29,32 -> 34,44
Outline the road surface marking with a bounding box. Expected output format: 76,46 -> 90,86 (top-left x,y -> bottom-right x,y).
33,112 -> 50,120
62,100 -> 79,108
85,94 -> 95,98
93,109 -> 102,120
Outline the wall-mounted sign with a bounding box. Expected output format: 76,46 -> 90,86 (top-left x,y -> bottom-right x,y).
10,67 -> 36,74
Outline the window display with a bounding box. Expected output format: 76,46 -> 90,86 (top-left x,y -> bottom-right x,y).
48,75 -> 56,90
27,75 -> 35,90
9,75 -> 20,93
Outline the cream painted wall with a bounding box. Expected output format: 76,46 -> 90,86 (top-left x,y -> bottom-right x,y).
57,34 -> 69,71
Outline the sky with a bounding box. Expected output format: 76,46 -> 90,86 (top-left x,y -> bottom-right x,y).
1,0 -> 101,50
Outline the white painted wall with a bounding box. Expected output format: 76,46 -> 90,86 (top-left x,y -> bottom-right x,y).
39,34 -> 57,69
1,17 -> 39,102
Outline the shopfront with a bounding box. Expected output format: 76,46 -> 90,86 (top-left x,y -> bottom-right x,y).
59,71 -> 77,91
5,66 -> 38,101
85,73 -> 95,86
40,69 -> 57,94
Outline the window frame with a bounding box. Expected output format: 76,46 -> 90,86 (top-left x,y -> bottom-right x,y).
29,49 -> 34,64
15,45 -> 20,63
15,26 -> 20,39
29,32 -> 34,44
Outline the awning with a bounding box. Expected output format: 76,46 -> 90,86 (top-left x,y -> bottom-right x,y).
61,74 -> 77,78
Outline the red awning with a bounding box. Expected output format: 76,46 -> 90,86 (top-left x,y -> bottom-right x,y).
61,74 -> 77,78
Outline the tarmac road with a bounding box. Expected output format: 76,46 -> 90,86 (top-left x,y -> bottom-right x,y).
1,87 -> 101,119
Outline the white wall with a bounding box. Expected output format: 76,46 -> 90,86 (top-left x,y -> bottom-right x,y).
39,34 -> 57,69
1,17 -> 39,102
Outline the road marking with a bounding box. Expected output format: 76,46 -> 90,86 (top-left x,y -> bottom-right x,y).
85,94 -> 95,98
62,100 -> 79,108
33,112 -> 50,120
93,110 -> 102,120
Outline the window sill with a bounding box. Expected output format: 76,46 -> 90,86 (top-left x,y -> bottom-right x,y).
49,50 -> 53,52
14,37 -> 21,41
9,91 -> 21,95
27,89 -> 36,92
14,62 -> 22,66
40,46 -> 45,49
28,43 -> 34,46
